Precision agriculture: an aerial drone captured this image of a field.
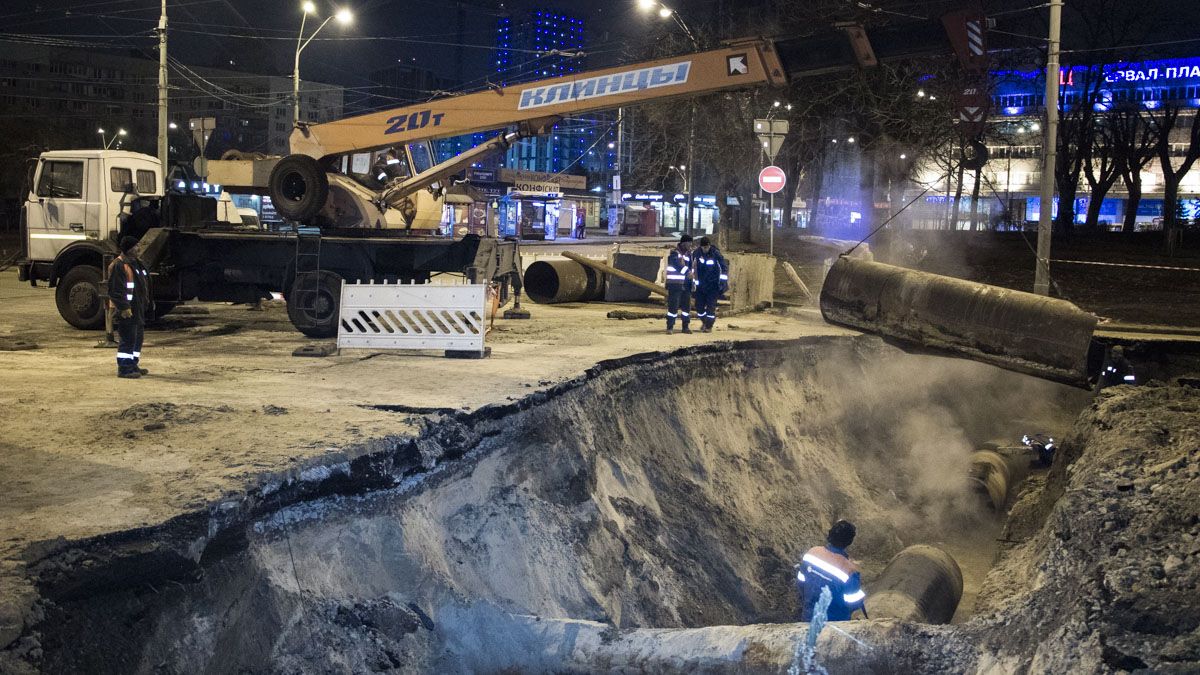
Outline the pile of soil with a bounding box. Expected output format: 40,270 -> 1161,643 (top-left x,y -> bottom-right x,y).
114,402 -> 234,425
971,380 -> 1200,672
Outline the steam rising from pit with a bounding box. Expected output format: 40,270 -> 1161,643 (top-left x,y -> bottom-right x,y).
811,342 -> 1085,545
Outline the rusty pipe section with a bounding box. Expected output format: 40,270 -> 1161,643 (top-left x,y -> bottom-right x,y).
524,259 -> 605,304
865,545 -> 963,624
969,450 -> 1012,511
819,258 -> 1098,387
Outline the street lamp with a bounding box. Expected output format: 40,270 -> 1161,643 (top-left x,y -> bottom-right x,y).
638,0 -> 700,234
98,128 -> 127,150
294,2 -> 353,124
635,1 -> 698,51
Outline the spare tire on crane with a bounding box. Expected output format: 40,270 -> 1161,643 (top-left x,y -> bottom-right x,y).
269,154 -> 329,223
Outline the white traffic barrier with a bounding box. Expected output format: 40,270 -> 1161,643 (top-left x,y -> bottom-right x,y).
336,281 -> 488,356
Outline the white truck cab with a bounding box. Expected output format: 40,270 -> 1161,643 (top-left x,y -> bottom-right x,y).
24,150 -> 163,262
19,150 -> 165,329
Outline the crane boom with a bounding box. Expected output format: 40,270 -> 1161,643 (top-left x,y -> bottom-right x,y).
290,39 -> 786,160
209,16 -> 964,230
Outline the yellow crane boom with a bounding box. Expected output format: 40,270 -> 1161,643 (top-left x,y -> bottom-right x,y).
290,39 -> 787,160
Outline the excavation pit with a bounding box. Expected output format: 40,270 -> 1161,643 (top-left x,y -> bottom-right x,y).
25,336 -> 1089,673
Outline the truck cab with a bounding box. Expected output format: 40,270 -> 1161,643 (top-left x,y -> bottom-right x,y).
18,150 -> 164,328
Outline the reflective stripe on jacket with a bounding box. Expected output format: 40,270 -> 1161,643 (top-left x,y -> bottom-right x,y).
692,247 -> 728,290
797,545 -> 865,621
665,249 -> 692,288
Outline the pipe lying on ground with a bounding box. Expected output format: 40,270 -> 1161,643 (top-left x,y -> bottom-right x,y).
819,257 -> 1098,387
524,259 -> 605,304
866,545 -> 963,624
969,450 -> 1012,511
563,251 -> 669,297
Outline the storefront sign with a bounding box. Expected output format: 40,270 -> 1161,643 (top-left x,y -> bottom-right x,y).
622,192 -> 664,202
510,181 -> 561,198
499,168 -> 586,191
468,168 -> 497,182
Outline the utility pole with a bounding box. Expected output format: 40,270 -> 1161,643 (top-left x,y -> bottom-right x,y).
157,0 -> 168,170
685,104 -> 697,235
1034,0 -> 1063,296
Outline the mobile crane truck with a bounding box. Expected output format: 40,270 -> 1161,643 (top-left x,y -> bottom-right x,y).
15,10 -> 1100,387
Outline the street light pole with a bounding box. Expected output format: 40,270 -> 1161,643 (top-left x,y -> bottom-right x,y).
1034,0 -> 1063,296
293,5 -> 309,125
294,4 -> 352,125
638,1 -> 700,235
157,0 -> 168,170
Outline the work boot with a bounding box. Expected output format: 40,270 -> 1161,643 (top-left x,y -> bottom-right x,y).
665,328 -> 674,335
137,367 -> 149,375
681,327 -> 693,334
118,370 -> 141,379
701,325 -> 711,333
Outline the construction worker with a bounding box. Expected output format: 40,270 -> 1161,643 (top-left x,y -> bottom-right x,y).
665,234 -> 694,334
796,520 -> 867,621
692,236 -> 728,333
1095,345 -> 1136,392
372,148 -> 406,186
108,236 -> 151,379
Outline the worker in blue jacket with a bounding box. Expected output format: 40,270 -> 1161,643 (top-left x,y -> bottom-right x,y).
796,520 -> 867,621
691,236 -> 728,333
664,234 -> 694,334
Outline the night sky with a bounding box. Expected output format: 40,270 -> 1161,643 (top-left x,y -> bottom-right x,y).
1,0 -> 673,97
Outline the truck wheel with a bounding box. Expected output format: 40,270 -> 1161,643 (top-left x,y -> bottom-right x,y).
269,155 -> 329,222
55,265 -> 106,330
287,270 -> 342,339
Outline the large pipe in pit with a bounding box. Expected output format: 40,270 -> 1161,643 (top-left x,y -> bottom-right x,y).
819,257 -> 1098,387
524,259 -> 606,304
865,544 -> 963,624
969,450 -> 1013,511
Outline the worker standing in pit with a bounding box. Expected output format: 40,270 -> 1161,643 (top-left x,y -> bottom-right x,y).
692,236 -> 728,333
108,236 -> 151,379
1095,345 -> 1136,392
796,520 -> 867,621
665,235 -> 694,334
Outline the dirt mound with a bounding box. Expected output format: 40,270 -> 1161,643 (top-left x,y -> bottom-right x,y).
9,336 -> 1091,674
972,381 -> 1200,672
114,402 -> 234,425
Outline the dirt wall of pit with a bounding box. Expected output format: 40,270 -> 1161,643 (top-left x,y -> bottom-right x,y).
15,336 -> 1087,674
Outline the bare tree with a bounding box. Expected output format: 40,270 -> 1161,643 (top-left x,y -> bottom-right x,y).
1150,105 -> 1200,255
1082,114 -> 1123,230
1108,108 -> 1158,233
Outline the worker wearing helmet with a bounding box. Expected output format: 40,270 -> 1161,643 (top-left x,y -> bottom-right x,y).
796,520 -> 867,621
664,234 -> 694,334
691,236 -> 728,333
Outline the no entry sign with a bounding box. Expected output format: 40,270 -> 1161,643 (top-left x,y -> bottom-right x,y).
758,165 -> 786,194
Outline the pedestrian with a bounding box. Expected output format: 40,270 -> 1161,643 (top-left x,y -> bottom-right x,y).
795,520 -> 867,621
665,234 -> 694,334
108,236 -> 151,379
691,236 -> 728,333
